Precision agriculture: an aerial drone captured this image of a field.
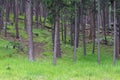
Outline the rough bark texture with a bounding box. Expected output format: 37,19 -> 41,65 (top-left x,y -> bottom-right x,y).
26,0 -> 34,61
53,14 -> 59,65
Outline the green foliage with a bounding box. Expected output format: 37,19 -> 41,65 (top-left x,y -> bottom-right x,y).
0,39 -> 14,59
6,41 -> 24,52
33,29 -> 51,43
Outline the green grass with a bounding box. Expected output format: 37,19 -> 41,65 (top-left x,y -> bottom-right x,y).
33,29 -> 52,43
0,35 -> 120,80
0,52 -> 120,80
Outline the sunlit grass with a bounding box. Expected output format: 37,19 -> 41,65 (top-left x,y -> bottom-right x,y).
0,35 -> 120,80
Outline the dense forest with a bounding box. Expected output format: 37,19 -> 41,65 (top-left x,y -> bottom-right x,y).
0,0 -> 120,80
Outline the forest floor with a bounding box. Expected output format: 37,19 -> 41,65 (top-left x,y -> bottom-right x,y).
0,18 -> 120,80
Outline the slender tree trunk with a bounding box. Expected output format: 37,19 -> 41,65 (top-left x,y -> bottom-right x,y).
43,17 -> 47,29
6,0 -> 10,22
109,4 -> 111,28
39,3 -> 42,28
10,1 -> 14,14
24,10 -> 27,31
42,6 -> 47,29
70,22 -> 74,46
76,6 -> 80,48
35,0 -> 39,28
19,0 -> 23,15
20,0 -> 25,15
26,0 -> 34,61
103,4 -> 107,44
15,0 -> 19,39
52,23 -> 55,47
0,0 -> 4,32
113,0 -> 117,65
82,4 -> 86,56
61,24 -> 64,41
13,0 -> 16,22
64,18 -> 67,44
31,4 -> 33,27
89,12 -> 94,40
5,0 -> 9,37
97,0 -> 101,64
53,0 -> 61,64
82,22 -> 86,56
53,13 -> 59,65
56,19 -> 61,58
23,0 -> 27,31
92,0 -> 96,54
74,2 -> 77,61
61,14 -> 64,41
80,0 -> 86,56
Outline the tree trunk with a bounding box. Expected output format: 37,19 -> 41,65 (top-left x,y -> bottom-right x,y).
70,23 -> 74,46
35,0 -> 39,28
113,0 -> 117,65
64,17 -> 67,44
61,25 -> 64,41
109,4 -> 111,29
89,10 -> 94,40
19,0 -> 24,15
0,0 -> 4,32
76,6 -> 80,48
81,2 -> 86,56
15,0 -> 19,39
73,2 -> 77,61
53,0 -> 61,64
53,13 -> 59,65
6,0 -> 10,22
97,0 -> 101,64
103,4 -> 107,44
56,19 -> 61,58
5,0 -> 9,37
26,0 -> 34,61
24,10 -> 27,31
31,4 -> 33,27
92,0 -> 96,54
39,3 -> 42,28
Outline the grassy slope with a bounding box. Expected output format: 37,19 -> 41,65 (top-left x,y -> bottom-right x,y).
0,16 -> 120,80
0,40 -> 120,80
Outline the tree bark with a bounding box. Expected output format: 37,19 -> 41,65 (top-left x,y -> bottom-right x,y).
53,14 -> 59,65
35,0 -> 39,28
73,2 -> 77,61
15,0 -> 19,39
0,0 -> 4,31
103,3 -> 107,44
92,0 -> 96,54
113,0 -> 117,65
81,1 -> 86,56
53,0 -> 61,65
64,17 -> 67,44
26,0 -> 34,61
97,0 -> 101,64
